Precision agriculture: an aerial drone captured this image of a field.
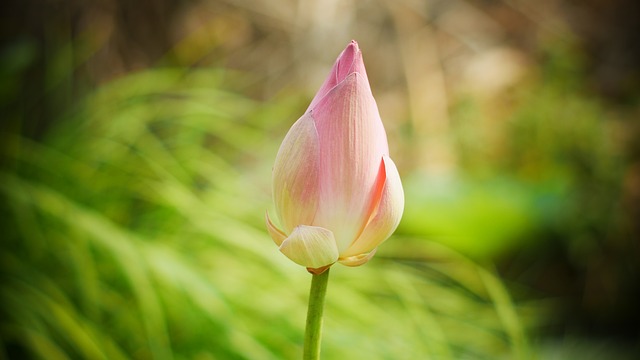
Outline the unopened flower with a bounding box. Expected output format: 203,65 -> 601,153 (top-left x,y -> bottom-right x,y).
266,40 -> 404,274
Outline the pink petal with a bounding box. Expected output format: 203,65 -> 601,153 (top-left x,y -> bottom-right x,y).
279,225 -> 339,268
265,211 -> 287,246
272,113 -> 321,233
307,40 -> 370,112
311,72 -> 389,252
341,156 -> 404,258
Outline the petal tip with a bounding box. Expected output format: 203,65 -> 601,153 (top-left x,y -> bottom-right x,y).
266,211 -> 288,246
307,265 -> 332,275
345,40 -> 360,53
339,248 -> 378,267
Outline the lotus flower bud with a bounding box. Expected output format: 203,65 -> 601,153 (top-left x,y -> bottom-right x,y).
266,40 -> 404,274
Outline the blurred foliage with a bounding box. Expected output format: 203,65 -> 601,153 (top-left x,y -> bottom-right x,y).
1,0 -> 640,359
1,66 -> 536,359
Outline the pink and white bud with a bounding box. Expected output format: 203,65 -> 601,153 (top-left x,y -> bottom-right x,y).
266,40 -> 404,273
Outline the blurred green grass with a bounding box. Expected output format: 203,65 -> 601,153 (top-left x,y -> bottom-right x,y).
1,66 -> 538,359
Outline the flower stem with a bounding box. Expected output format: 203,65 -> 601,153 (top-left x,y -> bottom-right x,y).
303,268 -> 330,360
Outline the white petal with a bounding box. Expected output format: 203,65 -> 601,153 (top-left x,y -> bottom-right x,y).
279,225 -> 339,269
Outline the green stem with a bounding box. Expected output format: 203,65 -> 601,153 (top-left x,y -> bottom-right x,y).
303,268 -> 330,360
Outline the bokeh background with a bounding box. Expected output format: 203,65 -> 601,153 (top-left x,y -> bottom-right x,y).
1,0 -> 639,358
